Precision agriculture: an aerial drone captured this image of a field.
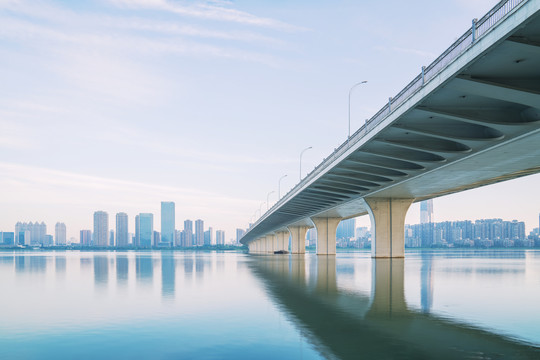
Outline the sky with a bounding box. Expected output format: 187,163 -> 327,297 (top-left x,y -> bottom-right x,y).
1,0 -> 539,241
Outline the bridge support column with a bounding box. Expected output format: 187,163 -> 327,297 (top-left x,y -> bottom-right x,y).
287,226 -> 309,254
311,217 -> 342,255
364,198 -> 414,258
275,230 -> 289,252
263,236 -> 268,253
266,234 -> 276,253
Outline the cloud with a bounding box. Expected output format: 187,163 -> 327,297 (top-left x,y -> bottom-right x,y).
0,161 -> 255,206
0,7 -> 283,68
108,0 -> 306,32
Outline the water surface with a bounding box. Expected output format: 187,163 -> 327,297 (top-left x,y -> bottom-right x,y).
0,250 -> 539,359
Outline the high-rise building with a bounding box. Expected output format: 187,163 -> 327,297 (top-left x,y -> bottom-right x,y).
109,230 -> 115,246
161,202 -> 175,244
55,222 -> 66,246
18,230 -> 30,245
174,229 -> 181,247
93,211 -> 109,247
336,218 -> 356,240
15,221 -> 47,246
1,232 -> 15,245
216,230 -> 225,245
184,220 -> 193,247
138,213 -> 153,248
135,215 -> 140,247
204,227 -> 214,246
195,219 -> 204,246
116,212 -> 129,247
420,200 -> 434,224
153,231 -> 160,247
80,230 -> 92,246
236,228 -> 245,245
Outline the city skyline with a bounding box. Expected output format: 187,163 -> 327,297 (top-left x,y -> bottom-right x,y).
0,0 -> 538,240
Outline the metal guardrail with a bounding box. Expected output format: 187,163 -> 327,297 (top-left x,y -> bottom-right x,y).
245,0 -> 527,238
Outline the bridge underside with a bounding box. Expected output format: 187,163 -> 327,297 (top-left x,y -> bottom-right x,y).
243,0 -> 540,257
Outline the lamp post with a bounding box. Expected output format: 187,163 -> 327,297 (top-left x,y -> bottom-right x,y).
267,191 -> 275,210
259,201 -> 265,218
348,81 -> 367,145
300,146 -> 313,181
278,174 -> 287,199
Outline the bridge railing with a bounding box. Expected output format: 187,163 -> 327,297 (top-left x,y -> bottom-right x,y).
245,0 -> 527,238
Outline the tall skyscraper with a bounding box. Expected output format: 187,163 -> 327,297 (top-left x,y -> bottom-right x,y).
420,200 -> 434,247
55,222 -> 66,246
420,199 -> 434,224
161,202 -> 175,244
236,228 -> 245,245
204,227 -> 214,246
216,230 -> 225,245
138,213 -> 153,248
116,212 -> 129,247
195,219 -> 204,246
336,218 -> 356,240
184,220 -> 193,247
153,231 -> 160,247
80,230 -> 92,246
135,215 -> 140,247
93,211 -> 109,247
109,230 -> 115,246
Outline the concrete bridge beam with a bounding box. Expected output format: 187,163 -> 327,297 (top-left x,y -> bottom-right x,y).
311,217 -> 342,255
364,198 -> 414,258
287,225 -> 310,254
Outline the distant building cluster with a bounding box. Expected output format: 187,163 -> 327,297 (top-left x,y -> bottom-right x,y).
2,200 -> 539,250
405,218 -> 534,248
0,201 -> 246,249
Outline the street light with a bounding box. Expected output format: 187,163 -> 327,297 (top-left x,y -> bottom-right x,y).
278,174 -> 287,199
259,201 -> 265,218
300,146 -> 313,181
348,81 -> 368,145
267,191 -> 275,210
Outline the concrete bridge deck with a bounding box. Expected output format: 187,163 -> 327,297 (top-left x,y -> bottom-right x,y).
241,0 -> 540,257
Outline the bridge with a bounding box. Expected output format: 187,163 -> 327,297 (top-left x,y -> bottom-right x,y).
241,0 -> 540,257
249,255 -> 540,359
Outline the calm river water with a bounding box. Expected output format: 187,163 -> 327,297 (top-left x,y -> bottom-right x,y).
0,250 -> 539,359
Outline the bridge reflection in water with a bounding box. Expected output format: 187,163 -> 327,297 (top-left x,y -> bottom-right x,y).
249,256 -> 539,359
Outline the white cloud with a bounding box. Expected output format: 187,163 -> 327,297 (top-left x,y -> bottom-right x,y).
108,0 -> 306,32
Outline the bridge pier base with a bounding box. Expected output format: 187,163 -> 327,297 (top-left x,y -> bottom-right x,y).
364,198 -> 414,258
288,226 -> 309,254
311,217 -> 342,255
275,230 -> 289,252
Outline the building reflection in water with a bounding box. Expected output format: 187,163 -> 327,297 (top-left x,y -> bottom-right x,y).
55,256 -> 66,277
195,255 -> 205,279
93,255 -> 109,287
250,255 -> 540,360
116,255 -> 129,286
136,254 -> 154,284
161,253 -> 175,299
15,255 -> 48,275
420,254 -> 434,313
184,255 -> 194,281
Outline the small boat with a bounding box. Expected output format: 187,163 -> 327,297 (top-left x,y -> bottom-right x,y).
274,250 -> 289,254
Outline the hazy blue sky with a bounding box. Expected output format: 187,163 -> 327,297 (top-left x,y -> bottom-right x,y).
1,0 -> 538,240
